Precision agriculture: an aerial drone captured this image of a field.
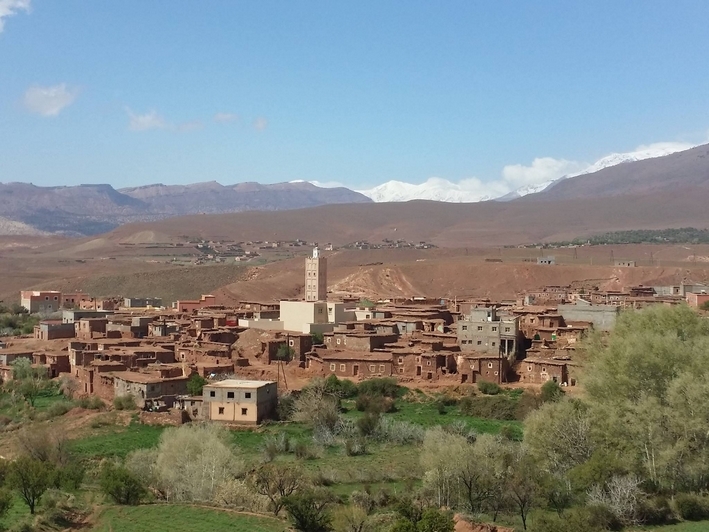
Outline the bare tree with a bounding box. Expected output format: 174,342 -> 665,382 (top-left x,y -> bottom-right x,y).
252,462 -> 305,516
587,474 -> 643,526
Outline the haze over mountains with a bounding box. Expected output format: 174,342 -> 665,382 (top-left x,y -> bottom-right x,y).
1,142 -> 708,237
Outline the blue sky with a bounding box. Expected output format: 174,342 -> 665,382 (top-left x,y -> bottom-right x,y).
1,0 -> 709,192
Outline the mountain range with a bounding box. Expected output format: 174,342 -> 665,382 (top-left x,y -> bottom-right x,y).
1,141 -> 708,236
0,181 -> 370,235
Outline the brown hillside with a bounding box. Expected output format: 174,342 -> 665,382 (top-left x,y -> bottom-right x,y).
106,187 -> 709,248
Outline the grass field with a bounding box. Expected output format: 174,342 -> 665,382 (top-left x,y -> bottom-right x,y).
69,422 -> 166,458
92,505 -> 287,532
637,521 -> 709,531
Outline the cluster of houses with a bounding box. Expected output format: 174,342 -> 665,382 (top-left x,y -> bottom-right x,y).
8,249 -> 709,425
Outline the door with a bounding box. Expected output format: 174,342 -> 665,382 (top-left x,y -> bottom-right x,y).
353,365 -> 359,376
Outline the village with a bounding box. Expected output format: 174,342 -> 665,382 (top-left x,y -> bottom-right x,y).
4,247 -> 708,428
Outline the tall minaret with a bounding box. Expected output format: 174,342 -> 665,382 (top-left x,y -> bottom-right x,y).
305,247 -> 327,302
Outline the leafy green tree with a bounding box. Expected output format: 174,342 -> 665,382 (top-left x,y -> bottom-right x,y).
9,456 -> 53,514
311,331 -> 325,344
416,508 -> 454,532
100,463 -> 146,505
253,462 -> 304,516
0,488 -> 13,523
283,490 -> 333,532
276,344 -> 295,362
186,374 -> 207,396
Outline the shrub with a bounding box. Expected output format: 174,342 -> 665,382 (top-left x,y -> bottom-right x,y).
434,399 -> 447,415
283,490 -> 334,532
77,396 -> 106,410
99,463 -> 146,505
417,508 -> 454,532
45,402 -> 71,419
276,394 -> 296,421
186,374 -> 207,396
636,496 -> 674,526
355,394 -> 396,414
262,432 -> 290,461
357,378 -> 400,398
477,381 -> 501,395
350,490 -> 376,514
356,412 -> 380,437
674,493 -> 709,521
459,395 -> 516,420
442,420 -> 476,443
372,417 -> 425,444
541,380 -> 565,402
343,437 -> 367,456
324,375 -> 358,398
90,412 -> 118,428
293,440 -> 321,460
113,395 -> 136,411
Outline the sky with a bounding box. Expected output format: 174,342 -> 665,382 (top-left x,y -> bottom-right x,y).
2,0 -> 709,193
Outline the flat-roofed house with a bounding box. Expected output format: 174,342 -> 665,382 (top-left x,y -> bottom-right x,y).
202,379 -> 277,425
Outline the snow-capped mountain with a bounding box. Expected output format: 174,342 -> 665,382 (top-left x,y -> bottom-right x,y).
358,141 -> 697,203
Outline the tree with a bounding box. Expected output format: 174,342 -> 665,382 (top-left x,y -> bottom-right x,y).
416,508 -> 455,532
186,374 -> 207,396
252,462 -> 304,516
9,456 -> 53,514
154,423 -> 242,502
311,331 -> 325,345
507,448 -> 541,531
100,463 -> 146,505
276,344 -> 295,362
283,490 -> 333,532
333,505 -> 372,532
0,488 -> 13,522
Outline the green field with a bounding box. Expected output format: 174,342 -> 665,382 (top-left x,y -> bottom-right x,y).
637,521 -> 709,531
92,505 -> 287,532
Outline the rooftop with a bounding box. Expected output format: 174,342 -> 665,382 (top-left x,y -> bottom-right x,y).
205,378 -> 275,388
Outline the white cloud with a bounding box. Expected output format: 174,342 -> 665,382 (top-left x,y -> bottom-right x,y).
126,108 -> 167,131
23,83 -> 79,116
214,112 -> 238,123
253,117 -> 268,131
0,0 -> 30,33
501,157 -> 587,189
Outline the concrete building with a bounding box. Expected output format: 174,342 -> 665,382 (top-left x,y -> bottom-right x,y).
457,308 -> 519,359
124,297 -> 163,309
537,256 -> 556,265
34,320 -> 76,341
305,247 -> 327,302
20,291 -> 62,313
558,300 -> 619,331
202,379 -> 277,424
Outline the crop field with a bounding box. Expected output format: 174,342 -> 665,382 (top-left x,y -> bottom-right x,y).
92,505 -> 287,532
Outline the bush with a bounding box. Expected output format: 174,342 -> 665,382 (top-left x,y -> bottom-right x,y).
636,496 -> 674,526
434,399 -> 447,415
276,394 -> 295,421
417,508 -> 454,532
77,396 -> 105,410
99,463 -> 146,505
113,395 -> 136,411
186,374 -> 207,396
541,380 -> 565,402
262,433 -> 290,461
459,395 -> 516,420
45,402 -> 72,419
293,440 -> 321,460
356,412 -> 380,437
674,493 -> 709,521
355,394 -> 396,414
357,378 -> 400,398
283,490 -> 333,532
343,437 -> 367,456
372,417 -> 425,445
324,375 -> 358,398
477,381 -> 501,395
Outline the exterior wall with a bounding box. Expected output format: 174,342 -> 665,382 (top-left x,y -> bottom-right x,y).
457,318 -> 518,356
176,295 -> 217,313
280,301 -> 328,332
114,376 -> 188,407
459,356 -> 508,384
614,260 -> 636,267
537,257 -> 556,265
558,303 -> 619,331
687,292 -> 709,308
517,360 -> 568,384
327,302 -> 355,324
36,322 -> 76,341
20,291 -> 62,313
237,318 -> 285,331
322,358 -> 393,378
124,297 -> 163,308
203,382 -> 277,424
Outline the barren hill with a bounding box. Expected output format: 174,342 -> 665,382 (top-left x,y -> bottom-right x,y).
107,186 -> 709,248
531,143 -> 709,200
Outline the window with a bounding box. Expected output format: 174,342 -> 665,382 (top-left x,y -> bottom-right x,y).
494,371 -> 498,376
477,340 -> 482,345
491,341 -> 496,347
289,340 -> 294,347
45,296 -> 49,300
369,365 -> 376,372
318,308 -> 323,314
398,357 -> 403,364
210,391 -> 216,397
227,392 -> 234,399
379,365 -> 385,372
245,392 -> 251,399
492,327 -> 497,332
330,363 -> 336,371
54,296 -> 58,301
416,356 -> 421,363
426,360 -> 431,366
477,326 -> 483,331
488,362 -> 493,368
336,338 -> 341,345
340,364 -> 346,371
218,407 -> 224,415
461,325 -> 468,331
505,327 -> 510,332
398,368 -> 404,374
241,408 -> 247,415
